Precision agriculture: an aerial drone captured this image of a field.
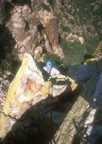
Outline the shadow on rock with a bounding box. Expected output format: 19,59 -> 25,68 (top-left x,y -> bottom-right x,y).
0,24 -> 16,61
0,86 -> 81,144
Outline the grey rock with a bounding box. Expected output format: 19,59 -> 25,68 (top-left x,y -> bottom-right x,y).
16,6 -> 22,14
12,13 -> 21,22
22,5 -> 31,18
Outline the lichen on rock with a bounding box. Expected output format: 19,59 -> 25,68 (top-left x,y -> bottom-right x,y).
0,53 -> 50,138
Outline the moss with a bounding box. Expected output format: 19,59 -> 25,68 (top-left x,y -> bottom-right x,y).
46,52 -> 60,62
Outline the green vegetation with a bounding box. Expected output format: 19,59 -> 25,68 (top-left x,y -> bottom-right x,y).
46,52 -> 60,62
0,59 -> 21,75
60,0 -> 65,5
85,36 -> 100,53
63,13 -> 69,19
60,36 -> 100,65
45,52 -> 62,67
52,0 -> 101,65
70,19 -> 74,25
93,5 -> 102,16
57,14 -> 62,21
0,59 -> 12,72
61,39 -> 86,65
60,24 -> 71,32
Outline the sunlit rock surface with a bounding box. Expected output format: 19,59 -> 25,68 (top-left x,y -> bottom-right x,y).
0,53 -> 50,138
8,2 -> 64,61
0,53 -> 68,138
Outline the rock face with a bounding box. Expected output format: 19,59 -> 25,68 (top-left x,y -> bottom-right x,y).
1,0 -> 101,66
8,1 -> 64,61
0,0 -> 102,143
0,53 -> 48,138
0,53 -> 68,138
38,8 -> 64,58
54,96 -> 89,144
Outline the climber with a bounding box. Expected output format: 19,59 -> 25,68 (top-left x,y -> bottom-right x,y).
43,60 -> 60,76
43,60 -> 72,105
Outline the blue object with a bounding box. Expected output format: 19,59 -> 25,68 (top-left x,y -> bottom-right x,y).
45,60 -> 53,68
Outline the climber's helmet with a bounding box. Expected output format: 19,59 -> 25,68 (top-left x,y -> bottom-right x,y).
45,60 -> 53,68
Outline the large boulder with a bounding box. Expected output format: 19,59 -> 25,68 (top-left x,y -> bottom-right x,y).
8,2 -> 64,62
0,53 -> 49,138
0,53 -> 68,139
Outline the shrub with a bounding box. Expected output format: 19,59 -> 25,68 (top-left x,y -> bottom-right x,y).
0,59 -> 12,72
60,0 -> 65,5
60,24 -> 71,32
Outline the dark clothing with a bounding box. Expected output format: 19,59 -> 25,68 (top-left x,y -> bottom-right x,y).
67,61 -> 102,84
